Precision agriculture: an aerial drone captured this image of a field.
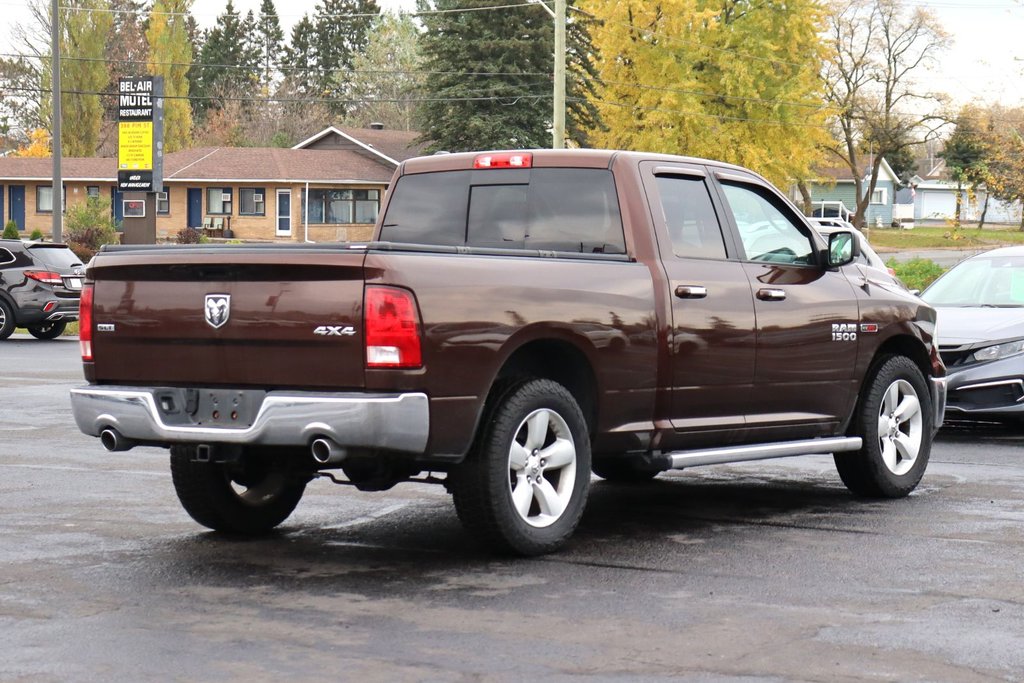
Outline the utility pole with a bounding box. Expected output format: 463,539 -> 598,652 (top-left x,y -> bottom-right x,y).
553,0 -> 566,149
533,0 -> 567,149
50,0 -> 62,243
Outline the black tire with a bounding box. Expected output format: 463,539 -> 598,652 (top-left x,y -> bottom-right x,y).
27,321 -> 67,340
169,446 -> 308,535
450,378 -> 591,556
0,299 -> 14,340
592,456 -> 659,483
835,355 -> 933,498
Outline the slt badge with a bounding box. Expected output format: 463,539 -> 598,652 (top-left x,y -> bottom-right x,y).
204,294 -> 231,329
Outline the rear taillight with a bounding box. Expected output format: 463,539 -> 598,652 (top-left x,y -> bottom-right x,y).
474,152 -> 533,169
25,270 -> 62,285
80,284 -> 93,361
364,285 -> 422,368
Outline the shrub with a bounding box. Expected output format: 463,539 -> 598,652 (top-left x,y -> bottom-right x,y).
176,227 -> 202,244
887,257 -> 947,292
2,221 -> 18,239
29,229 -> 44,241
64,197 -> 119,260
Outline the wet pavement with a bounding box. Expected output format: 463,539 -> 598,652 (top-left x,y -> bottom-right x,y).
2,337 -> 1023,681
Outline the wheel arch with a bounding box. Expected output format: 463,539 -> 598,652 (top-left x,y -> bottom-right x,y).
486,338 -> 599,436
873,334 -> 933,382
844,333 -> 933,434
0,289 -> 17,314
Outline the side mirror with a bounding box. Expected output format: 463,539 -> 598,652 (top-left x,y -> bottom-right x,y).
826,231 -> 859,268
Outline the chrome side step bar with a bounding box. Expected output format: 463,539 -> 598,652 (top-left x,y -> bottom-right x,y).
665,437 -> 862,470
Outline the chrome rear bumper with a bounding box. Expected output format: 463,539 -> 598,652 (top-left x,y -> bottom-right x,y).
70,386 -> 430,454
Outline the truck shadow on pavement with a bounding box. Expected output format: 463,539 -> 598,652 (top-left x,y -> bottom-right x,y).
131,470 -> 897,594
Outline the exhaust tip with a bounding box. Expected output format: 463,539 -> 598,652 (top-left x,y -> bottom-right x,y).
311,437 -> 346,465
100,428 -> 133,452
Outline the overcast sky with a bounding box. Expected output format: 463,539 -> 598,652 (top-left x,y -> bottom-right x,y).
2,0 -> 1022,107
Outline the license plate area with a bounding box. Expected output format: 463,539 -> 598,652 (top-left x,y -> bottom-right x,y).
154,388 -> 267,428
65,277 -> 82,290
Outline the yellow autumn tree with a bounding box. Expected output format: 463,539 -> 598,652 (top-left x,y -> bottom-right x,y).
147,0 -> 194,152
579,0 -> 832,188
13,128 -> 51,157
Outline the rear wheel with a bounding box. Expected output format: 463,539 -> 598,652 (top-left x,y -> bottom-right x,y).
169,446 -> 309,535
450,379 -> 591,555
835,355 -> 932,498
0,300 -> 14,340
27,321 -> 67,340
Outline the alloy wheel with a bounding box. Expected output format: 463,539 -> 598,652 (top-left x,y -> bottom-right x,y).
506,408 -> 578,528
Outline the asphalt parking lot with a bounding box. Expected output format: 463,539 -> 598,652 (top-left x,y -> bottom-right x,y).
2,335 -> 1023,682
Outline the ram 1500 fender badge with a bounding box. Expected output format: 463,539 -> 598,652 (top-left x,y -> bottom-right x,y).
204,294 -> 230,329
313,325 -> 357,337
832,322 -> 857,342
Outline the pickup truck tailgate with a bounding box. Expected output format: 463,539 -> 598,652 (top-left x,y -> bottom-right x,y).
88,249 -> 367,389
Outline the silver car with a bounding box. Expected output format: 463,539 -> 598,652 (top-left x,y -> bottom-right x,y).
921,246 -> 1024,422
808,219 -> 903,286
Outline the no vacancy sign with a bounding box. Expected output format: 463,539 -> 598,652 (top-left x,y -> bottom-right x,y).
117,76 -> 164,192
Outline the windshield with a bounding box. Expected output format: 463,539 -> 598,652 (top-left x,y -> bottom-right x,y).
922,255 -> 1024,307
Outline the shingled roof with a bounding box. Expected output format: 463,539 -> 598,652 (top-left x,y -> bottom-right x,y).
164,147 -> 396,183
0,156 -> 118,180
0,126 -> 423,183
292,125 -> 428,164
811,156 -> 900,184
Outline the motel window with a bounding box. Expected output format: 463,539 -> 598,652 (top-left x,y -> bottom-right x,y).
36,185 -> 66,214
157,189 -> 170,215
207,187 -> 232,215
239,188 -> 266,216
86,186 -> 100,199
301,188 -> 380,225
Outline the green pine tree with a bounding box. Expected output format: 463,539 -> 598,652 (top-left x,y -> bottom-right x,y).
311,0 -> 380,114
416,0 -> 600,152
255,0 -> 285,92
194,0 -> 260,110
280,14 -> 318,97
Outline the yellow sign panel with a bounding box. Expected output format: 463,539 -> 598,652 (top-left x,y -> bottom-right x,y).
118,121 -> 153,171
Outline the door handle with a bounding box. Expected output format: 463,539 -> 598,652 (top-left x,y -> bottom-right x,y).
675,285 -> 708,299
756,288 -> 786,301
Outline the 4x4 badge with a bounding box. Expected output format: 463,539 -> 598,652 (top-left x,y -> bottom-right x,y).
204,294 -> 230,329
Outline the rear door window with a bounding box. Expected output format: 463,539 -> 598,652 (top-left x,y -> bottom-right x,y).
381,168 -> 625,254
655,175 -> 727,260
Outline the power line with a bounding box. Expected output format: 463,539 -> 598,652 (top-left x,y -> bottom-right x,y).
51,1 -> 546,20
580,97 -> 833,130
0,51 -> 553,78
1,51 -> 830,112
583,77 -> 829,111
3,84 -> 555,106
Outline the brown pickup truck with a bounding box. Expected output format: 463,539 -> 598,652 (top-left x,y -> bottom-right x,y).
71,149 -> 947,555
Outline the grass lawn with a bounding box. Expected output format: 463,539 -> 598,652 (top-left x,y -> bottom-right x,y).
866,224 -> 1024,250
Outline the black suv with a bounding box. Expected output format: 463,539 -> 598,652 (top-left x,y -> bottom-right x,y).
0,240 -> 84,340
